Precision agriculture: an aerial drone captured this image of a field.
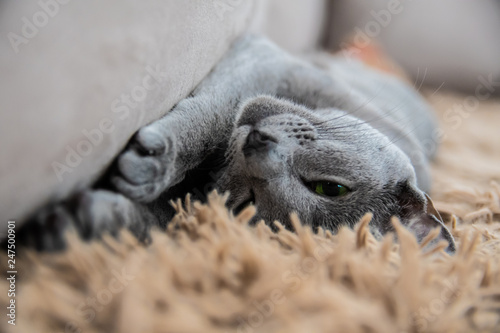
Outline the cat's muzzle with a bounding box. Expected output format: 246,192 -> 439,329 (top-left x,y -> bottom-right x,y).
242,129 -> 277,157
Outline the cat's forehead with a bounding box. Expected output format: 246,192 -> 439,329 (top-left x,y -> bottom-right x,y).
293,129 -> 415,186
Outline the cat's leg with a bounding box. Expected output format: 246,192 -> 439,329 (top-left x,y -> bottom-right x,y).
14,190 -> 158,251
112,36 -> 295,202
113,36 -> 416,204
112,36 -> 391,203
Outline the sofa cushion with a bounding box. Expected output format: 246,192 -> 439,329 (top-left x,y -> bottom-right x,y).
0,0 -> 266,234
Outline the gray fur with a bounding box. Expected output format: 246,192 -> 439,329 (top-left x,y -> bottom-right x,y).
16,35 -> 455,253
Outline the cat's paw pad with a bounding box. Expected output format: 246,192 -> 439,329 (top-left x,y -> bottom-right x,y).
113,125 -> 177,202
74,190 -> 154,244
73,190 -> 134,238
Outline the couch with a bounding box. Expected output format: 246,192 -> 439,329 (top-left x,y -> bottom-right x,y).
0,0 -> 328,238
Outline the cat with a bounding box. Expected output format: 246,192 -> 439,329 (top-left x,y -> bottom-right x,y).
15,35 -> 455,253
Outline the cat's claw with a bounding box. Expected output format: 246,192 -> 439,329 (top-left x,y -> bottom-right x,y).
113,124 -> 178,202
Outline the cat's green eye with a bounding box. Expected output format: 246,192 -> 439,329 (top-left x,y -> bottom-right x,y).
309,181 -> 349,197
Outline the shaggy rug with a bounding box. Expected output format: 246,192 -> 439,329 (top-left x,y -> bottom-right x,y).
1,91 -> 500,333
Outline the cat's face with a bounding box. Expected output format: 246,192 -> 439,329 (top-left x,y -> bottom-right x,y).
218,96 -> 454,250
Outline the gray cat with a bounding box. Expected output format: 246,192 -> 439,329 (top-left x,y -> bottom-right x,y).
16,35 -> 455,253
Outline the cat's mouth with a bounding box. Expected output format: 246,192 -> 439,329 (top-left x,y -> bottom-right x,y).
233,190 -> 256,215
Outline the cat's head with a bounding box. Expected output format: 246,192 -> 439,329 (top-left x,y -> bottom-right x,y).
218,95 -> 455,253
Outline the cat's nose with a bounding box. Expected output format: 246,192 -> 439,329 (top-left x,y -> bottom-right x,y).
243,129 -> 277,157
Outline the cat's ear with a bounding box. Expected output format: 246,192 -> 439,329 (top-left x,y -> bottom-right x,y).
397,182 -> 456,254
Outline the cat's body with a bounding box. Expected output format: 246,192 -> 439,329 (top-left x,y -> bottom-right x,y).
16,35 -> 455,252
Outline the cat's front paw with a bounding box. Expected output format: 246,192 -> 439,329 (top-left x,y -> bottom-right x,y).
112,124 -> 179,202
13,190 -> 154,252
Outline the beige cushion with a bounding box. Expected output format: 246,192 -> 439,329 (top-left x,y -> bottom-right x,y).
0,0 -> 330,239
0,0 -> 266,232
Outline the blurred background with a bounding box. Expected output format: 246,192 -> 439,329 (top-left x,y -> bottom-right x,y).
264,0 -> 500,93
1,0 -> 499,236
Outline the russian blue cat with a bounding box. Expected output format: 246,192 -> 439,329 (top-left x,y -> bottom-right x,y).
17,35 -> 455,253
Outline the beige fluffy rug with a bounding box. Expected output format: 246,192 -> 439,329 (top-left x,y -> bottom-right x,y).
1,91 -> 500,333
